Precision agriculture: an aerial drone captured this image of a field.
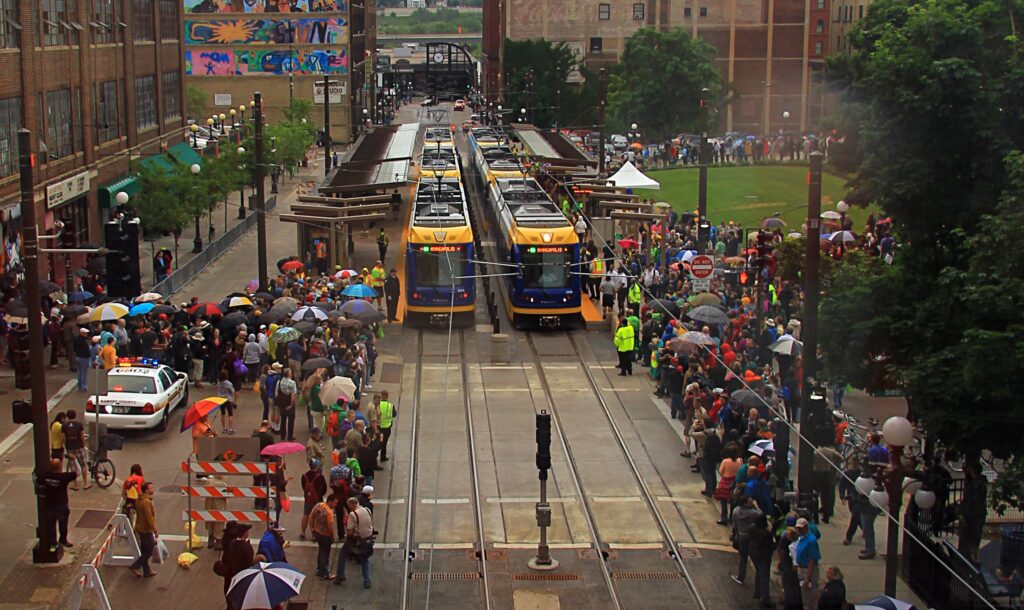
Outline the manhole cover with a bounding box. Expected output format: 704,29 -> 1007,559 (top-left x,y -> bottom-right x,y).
75,509 -> 114,529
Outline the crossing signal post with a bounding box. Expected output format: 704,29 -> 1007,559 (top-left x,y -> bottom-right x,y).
104,219 -> 141,299
529,411 -> 558,570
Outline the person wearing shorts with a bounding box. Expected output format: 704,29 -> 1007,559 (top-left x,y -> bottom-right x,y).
50,412 -> 66,464
62,410 -> 90,490
217,371 -> 236,434
599,276 -> 616,318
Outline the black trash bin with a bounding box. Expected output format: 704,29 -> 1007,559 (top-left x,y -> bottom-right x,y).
1000,525 -> 1024,574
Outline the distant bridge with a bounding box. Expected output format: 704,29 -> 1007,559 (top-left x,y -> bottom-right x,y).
377,33 -> 482,45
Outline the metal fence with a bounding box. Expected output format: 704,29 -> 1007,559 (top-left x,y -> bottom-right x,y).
150,197 -> 276,298
902,517 -> 1012,609
910,478 -> 1024,538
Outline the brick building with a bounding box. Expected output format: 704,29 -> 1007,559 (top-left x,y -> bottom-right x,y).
487,0 -> 830,135
0,0 -> 187,286
182,0 -> 376,148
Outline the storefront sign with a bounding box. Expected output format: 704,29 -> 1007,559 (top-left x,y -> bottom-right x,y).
313,79 -> 346,104
46,172 -> 90,210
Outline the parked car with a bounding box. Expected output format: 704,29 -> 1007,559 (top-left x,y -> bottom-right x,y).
85,359 -> 189,431
453,99 -> 466,111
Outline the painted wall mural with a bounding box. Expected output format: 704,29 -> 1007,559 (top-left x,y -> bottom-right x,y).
185,50 -> 237,75
232,48 -> 349,75
184,0 -> 345,14
184,18 -> 346,45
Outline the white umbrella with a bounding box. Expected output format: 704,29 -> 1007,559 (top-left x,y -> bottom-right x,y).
854,595 -> 917,610
821,210 -> 842,220
226,296 -> 254,308
768,335 -> 802,356
830,230 -> 857,243
319,376 -> 357,405
89,303 -> 129,322
227,561 -> 305,610
787,232 -> 803,239
134,292 -> 163,303
748,439 -> 797,459
292,306 -> 328,321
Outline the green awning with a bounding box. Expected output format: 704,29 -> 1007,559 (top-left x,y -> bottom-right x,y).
168,141 -> 203,167
140,153 -> 174,172
98,175 -> 141,209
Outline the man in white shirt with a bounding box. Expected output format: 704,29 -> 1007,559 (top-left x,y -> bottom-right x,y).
641,264 -> 661,298
608,266 -> 627,313
335,497 -> 374,588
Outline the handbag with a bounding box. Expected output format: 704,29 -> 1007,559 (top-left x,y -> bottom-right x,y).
152,537 -> 169,564
281,494 -> 292,513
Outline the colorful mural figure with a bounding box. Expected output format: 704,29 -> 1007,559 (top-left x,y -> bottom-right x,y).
185,19 -> 296,44
232,48 -> 348,75
184,0 -> 343,13
185,50 -> 237,75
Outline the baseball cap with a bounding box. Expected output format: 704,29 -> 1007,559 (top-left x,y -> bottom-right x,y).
362,485 -> 374,495
795,518 -> 809,528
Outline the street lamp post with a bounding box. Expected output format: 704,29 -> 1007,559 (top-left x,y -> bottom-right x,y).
190,123 -> 199,148
190,163 -> 203,253
519,107 -> 526,123
237,146 -> 247,220
253,92 -> 269,290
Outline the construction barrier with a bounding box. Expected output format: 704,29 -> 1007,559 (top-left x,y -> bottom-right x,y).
180,460 -> 276,475
70,513 -> 141,610
183,485 -> 275,499
182,510 -> 271,523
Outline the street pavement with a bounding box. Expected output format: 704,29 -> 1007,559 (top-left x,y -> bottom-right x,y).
0,103 -> 930,609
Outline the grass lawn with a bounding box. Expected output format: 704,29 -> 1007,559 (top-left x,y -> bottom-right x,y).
643,165 -> 867,232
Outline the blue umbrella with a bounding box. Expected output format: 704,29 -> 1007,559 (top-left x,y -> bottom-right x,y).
68,290 -> 94,302
128,302 -> 154,317
227,561 -> 305,609
854,596 -> 917,610
341,284 -> 377,298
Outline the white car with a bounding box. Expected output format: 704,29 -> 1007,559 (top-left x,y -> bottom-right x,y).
85,360 -> 190,431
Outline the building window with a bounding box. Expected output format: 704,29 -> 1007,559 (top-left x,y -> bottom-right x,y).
598,3 -> 610,20
73,87 -> 83,153
134,75 -> 157,131
817,0 -> 824,8
54,198 -> 88,245
158,0 -> 177,40
632,3 -> 644,19
684,7 -> 691,17
699,6 -> 707,17
132,0 -> 153,41
589,37 -> 603,53
95,80 -> 119,143
815,41 -> 823,54
0,0 -> 19,48
40,0 -> 79,46
816,19 -> 824,33
0,97 -> 21,178
46,89 -> 73,159
161,71 -> 181,122
858,5 -> 863,17
91,0 -> 118,44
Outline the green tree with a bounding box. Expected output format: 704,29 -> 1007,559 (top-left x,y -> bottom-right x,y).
607,28 -> 722,140
186,85 -> 207,119
502,39 -> 597,129
819,0 -> 1024,497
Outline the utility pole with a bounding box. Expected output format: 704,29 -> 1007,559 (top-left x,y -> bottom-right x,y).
697,89 -> 711,249
597,67 -> 607,176
555,65 -> 562,131
19,129 -> 60,563
254,93 -> 269,291
798,151 -> 824,493
323,74 -> 332,178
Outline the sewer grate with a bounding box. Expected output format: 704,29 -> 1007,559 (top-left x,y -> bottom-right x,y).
410,572 -> 481,581
512,573 -> 581,581
611,571 -> 682,580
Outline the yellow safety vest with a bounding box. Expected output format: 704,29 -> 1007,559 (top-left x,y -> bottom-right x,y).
379,400 -> 394,429
614,324 -> 635,353
628,283 -> 641,304
592,258 -> 604,277
371,267 -> 386,288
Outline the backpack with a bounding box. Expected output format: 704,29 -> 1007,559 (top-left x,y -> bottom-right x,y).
330,462 -> 352,486
302,473 -> 320,503
325,411 -> 341,437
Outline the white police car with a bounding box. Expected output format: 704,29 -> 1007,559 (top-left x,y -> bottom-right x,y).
85,358 -> 189,431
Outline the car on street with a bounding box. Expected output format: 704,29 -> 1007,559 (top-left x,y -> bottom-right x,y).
85,359 -> 190,432
453,99 -> 466,111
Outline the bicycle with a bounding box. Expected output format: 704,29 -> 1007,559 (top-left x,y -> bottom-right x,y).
65,434 -> 116,489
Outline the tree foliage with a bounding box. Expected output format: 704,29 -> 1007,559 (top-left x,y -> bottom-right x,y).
819,0 -> 1024,471
607,28 -> 722,140
502,39 -> 600,130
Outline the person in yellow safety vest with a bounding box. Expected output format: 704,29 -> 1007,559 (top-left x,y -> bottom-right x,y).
768,283 -> 778,307
377,390 -> 397,463
370,261 -> 386,310
590,256 -> 604,300
627,281 -> 642,310
613,317 -> 635,376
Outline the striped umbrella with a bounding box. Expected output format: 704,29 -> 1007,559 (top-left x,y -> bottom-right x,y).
89,303 -> 129,322
180,397 -> 228,432
227,562 -> 305,610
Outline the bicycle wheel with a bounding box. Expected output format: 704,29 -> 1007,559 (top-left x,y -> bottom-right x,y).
93,459 -> 116,488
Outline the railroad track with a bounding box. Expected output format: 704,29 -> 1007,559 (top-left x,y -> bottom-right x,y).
525,331 -> 708,610
400,330 -> 491,610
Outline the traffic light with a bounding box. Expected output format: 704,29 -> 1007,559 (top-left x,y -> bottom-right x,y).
60,218 -> 76,249
11,400 -> 31,424
536,411 -> 552,474
9,330 -> 30,390
105,220 -> 141,298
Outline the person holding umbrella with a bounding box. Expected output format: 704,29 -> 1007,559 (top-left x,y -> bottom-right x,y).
191,413 -> 218,456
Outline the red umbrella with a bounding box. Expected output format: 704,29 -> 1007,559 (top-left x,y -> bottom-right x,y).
180,397 -> 228,432
617,238 -> 640,250
877,217 -> 893,225
281,260 -> 304,272
188,302 -> 223,317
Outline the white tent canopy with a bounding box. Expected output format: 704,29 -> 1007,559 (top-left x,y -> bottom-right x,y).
606,161 -> 661,190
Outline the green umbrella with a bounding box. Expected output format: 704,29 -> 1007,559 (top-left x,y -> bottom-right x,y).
271,326 -> 302,343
